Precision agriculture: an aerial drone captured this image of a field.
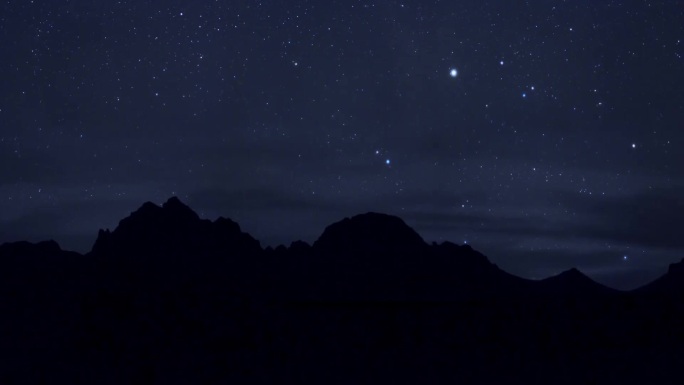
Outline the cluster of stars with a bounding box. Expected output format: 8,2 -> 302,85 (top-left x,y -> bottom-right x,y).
0,0 -> 680,289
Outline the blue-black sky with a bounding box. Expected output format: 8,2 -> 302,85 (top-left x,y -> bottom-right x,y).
0,1 -> 682,289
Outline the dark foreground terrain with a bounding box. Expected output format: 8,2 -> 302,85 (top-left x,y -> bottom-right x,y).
1,197 -> 683,384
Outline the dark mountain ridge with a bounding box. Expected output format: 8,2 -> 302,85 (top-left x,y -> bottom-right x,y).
91,196 -> 261,258
536,267 -> 619,297
81,197 -> 619,300
0,197 -> 683,384
5,196 -> 672,295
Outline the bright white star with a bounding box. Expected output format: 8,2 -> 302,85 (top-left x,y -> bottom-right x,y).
450,69 -> 458,78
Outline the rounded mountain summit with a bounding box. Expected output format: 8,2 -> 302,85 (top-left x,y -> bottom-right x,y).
312,212 -> 428,256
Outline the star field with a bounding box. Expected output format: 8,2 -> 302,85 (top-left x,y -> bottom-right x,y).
0,1 -> 682,289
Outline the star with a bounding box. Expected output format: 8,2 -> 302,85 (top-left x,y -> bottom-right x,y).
0,0 -> 677,293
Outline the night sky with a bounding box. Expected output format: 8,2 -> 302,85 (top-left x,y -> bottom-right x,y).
1,1 -> 682,290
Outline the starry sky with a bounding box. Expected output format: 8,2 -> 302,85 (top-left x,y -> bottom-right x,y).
1,1 -> 682,289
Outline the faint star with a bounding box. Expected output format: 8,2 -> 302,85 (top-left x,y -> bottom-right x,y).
500,60 -> 504,65
522,93 -> 527,98
386,159 -> 391,165
632,143 -> 636,148
623,255 -> 628,260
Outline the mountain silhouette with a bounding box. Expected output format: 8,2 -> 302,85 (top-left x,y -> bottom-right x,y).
1,196 -> 684,384
0,240 -> 84,289
312,212 -> 428,255
91,196 -> 261,258
634,258 -> 684,296
537,267 -> 619,297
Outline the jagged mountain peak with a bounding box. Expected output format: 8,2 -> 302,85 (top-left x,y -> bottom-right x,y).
213,216 -> 243,233
115,197 -> 201,230
90,197 -> 260,256
162,196 -> 200,221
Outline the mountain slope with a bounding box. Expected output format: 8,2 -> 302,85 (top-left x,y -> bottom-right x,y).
0,197 -> 683,384
536,267 -> 619,297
